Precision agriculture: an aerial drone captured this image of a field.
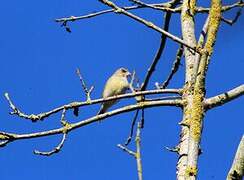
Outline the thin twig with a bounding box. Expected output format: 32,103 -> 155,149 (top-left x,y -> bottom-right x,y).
129,0 -> 174,11
75,68 -> 94,116
129,71 -> 143,102
196,1 -> 244,13
145,95 -> 181,101
34,133 -> 67,156
34,109 -> 68,156
165,146 -> 179,153
129,70 -> 137,93
4,92 -> 45,121
0,132 -> 14,147
76,68 -> 94,101
117,144 -> 136,157
157,44 -> 183,89
191,16 -> 210,85
119,122 -> 144,180
221,9 -> 242,25
140,108 -> 145,129
0,140 -> 10,147
124,109 -> 139,146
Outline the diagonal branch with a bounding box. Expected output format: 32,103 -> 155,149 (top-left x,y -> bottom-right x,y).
99,0 -> 199,52
117,144 -> 136,156
124,109 -> 139,146
204,84 -> 244,110
227,135 -> 244,180
157,44 -> 183,89
140,0 -> 180,91
191,16 -> 210,85
4,89 -> 181,122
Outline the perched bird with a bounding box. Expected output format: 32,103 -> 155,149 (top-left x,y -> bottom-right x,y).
97,67 -> 131,115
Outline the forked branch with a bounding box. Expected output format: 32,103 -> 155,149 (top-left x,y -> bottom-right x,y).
0,98 -> 182,149
118,122 -> 143,180
34,109 -> 68,156
98,0 -> 199,52
221,9 -> 242,26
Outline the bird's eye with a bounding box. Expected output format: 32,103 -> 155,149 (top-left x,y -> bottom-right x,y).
121,68 -> 127,73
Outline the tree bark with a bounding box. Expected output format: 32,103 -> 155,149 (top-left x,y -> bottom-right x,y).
177,0 -> 222,179
177,0 -> 197,179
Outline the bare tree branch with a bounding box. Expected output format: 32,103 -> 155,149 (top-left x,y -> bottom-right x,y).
144,96 -> 181,101
74,68 -> 94,116
118,122 -> 143,180
34,133 -> 67,156
4,89 -> 181,122
140,0 -> 180,91
165,145 -> 179,153
117,144 -> 136,156
129,0 -> 179,12
221,9 -> 242,26
124,109 -> 139,146
157,44 -> 183,89
0,98 -> 182,148
76,68 -> 94,101
196,1 -> 244,13
191,16 -> 209,85
204,84 -> 244,110
55,2 -> 181,24
128,70 -> 142,102
55,1 -> 244,24
227,135 -> 244,180
135,122 -> 143,180
34,109 -> 68,156
98,0 -> 200,52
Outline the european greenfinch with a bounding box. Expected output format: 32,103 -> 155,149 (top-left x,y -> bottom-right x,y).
97,68 -> 131,115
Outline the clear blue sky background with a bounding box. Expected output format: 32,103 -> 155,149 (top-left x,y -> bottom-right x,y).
0,0 -> 243,179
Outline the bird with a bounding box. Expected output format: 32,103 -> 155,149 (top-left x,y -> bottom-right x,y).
97,67 -> 131,115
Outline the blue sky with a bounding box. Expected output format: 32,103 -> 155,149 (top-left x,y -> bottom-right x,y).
0,0 -> 243,179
